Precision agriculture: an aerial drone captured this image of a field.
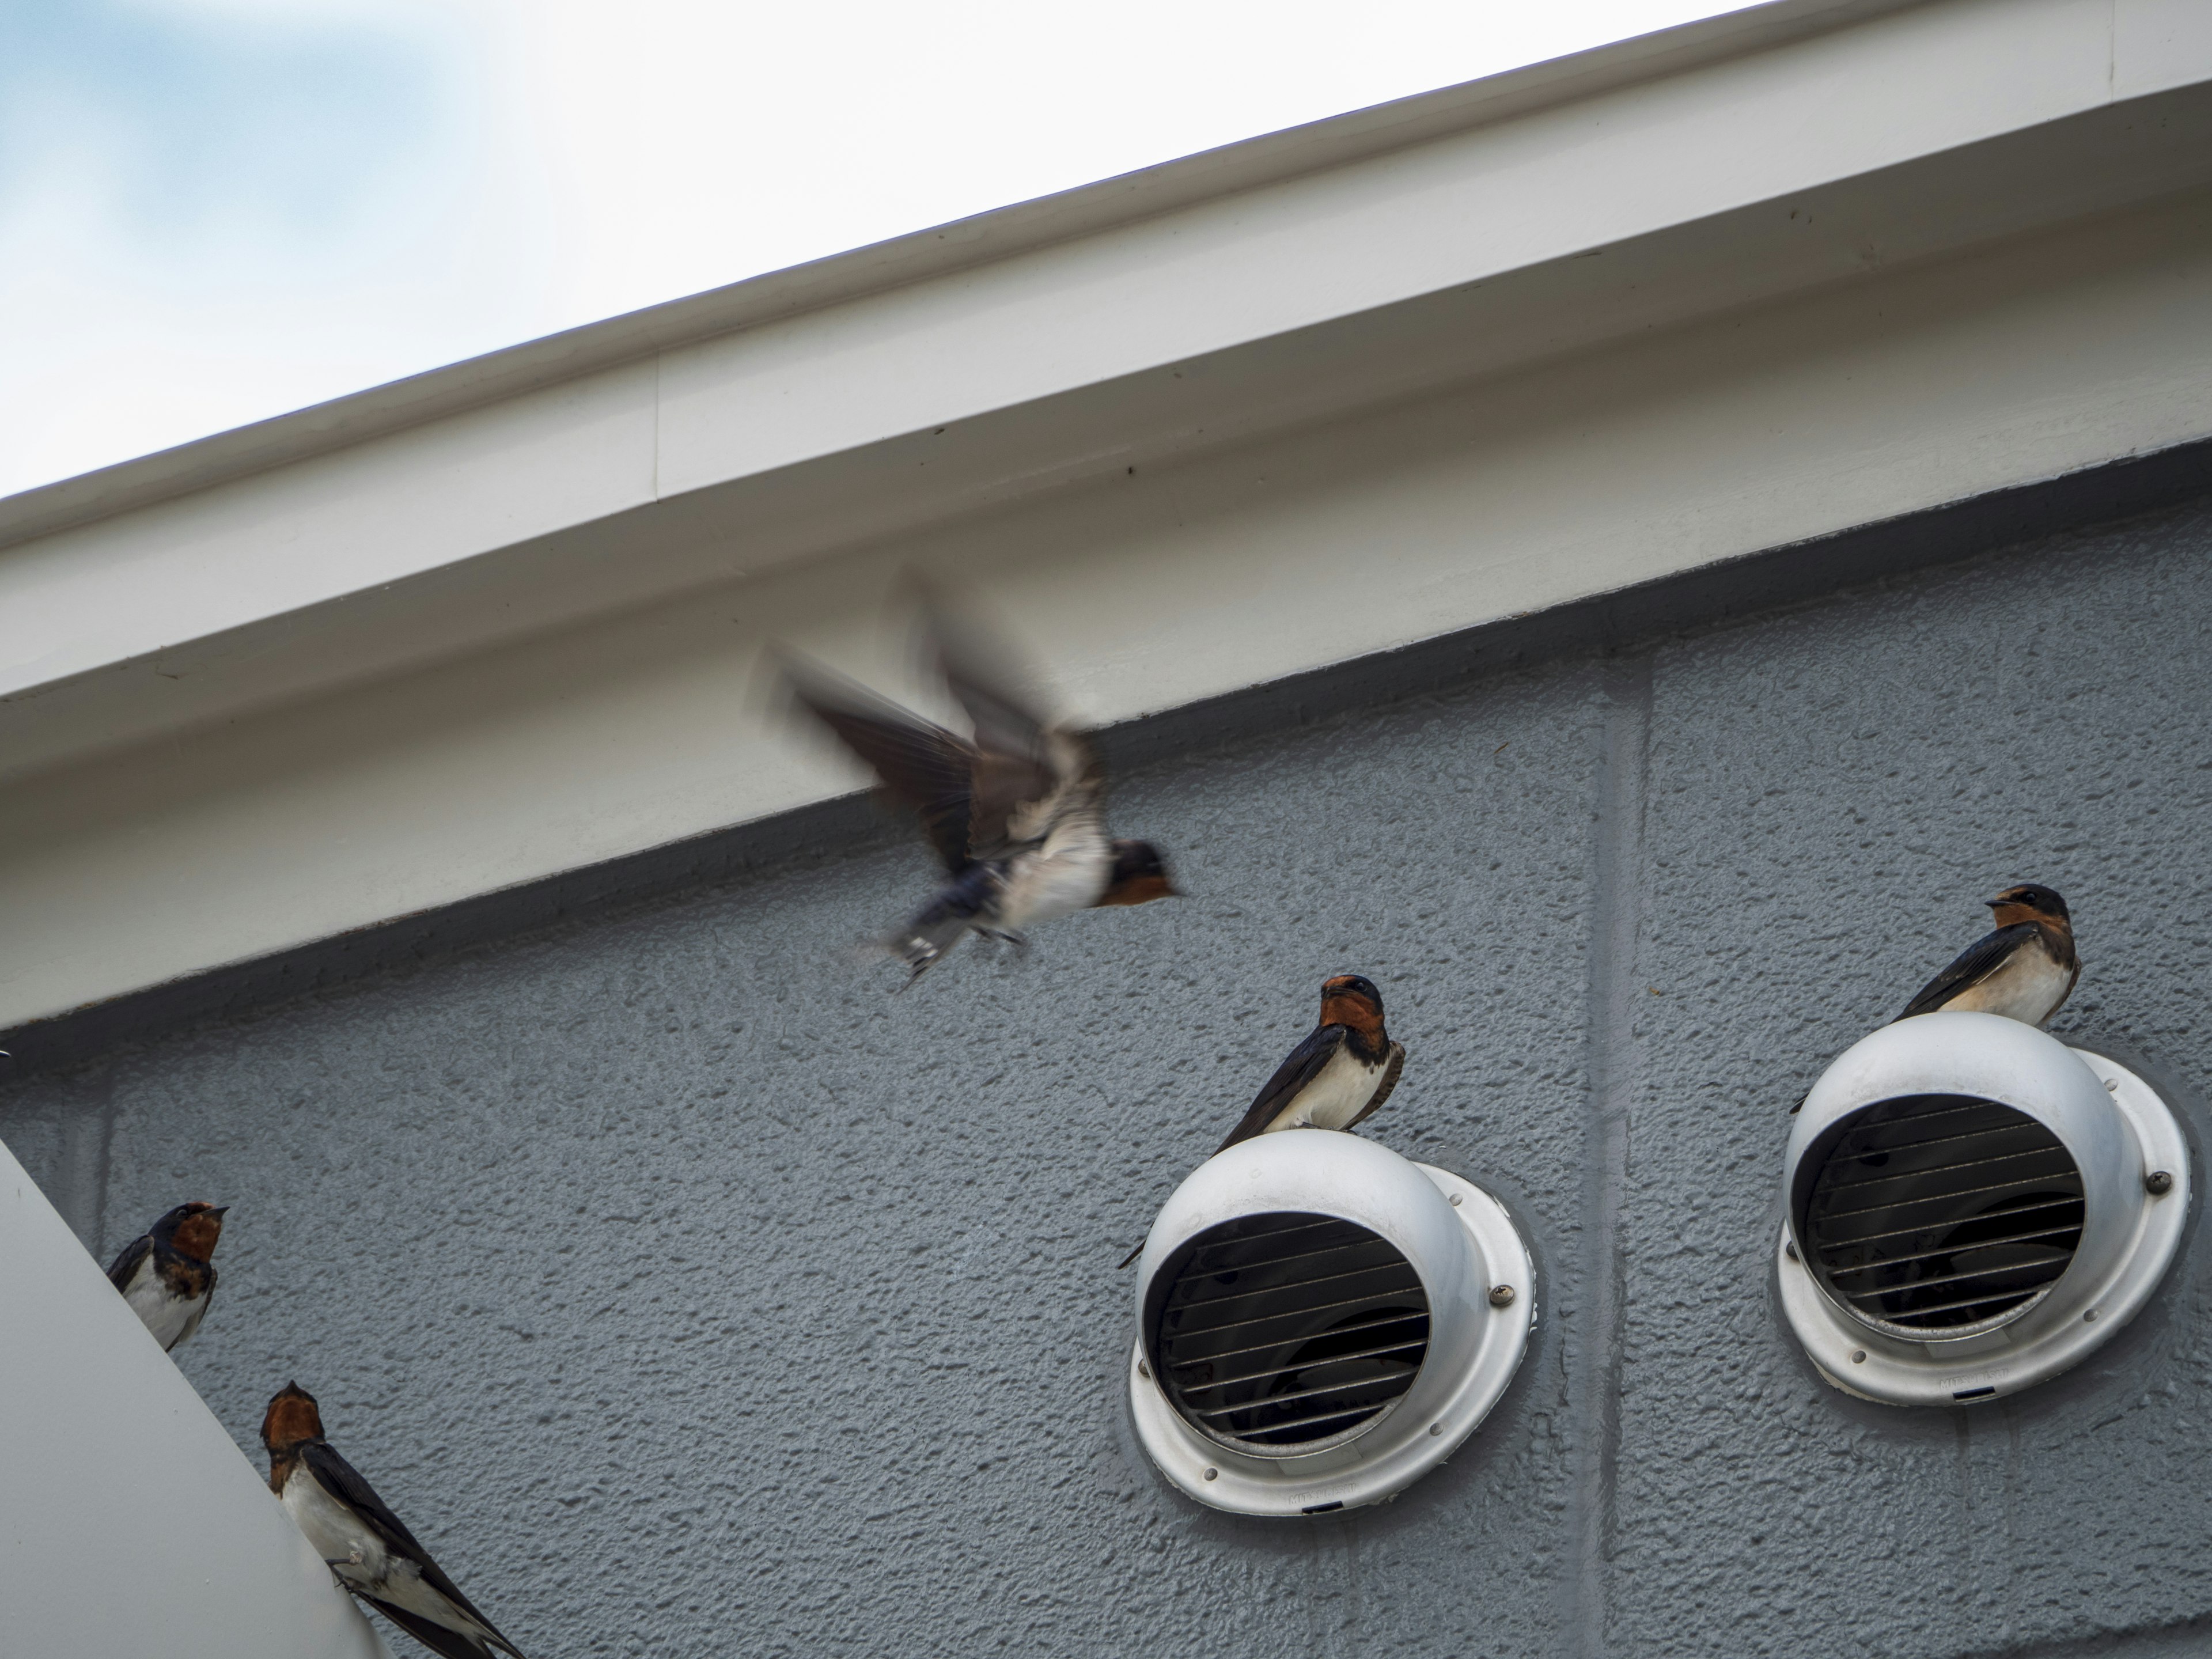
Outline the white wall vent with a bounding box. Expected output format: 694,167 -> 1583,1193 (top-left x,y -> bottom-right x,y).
1126,1129 -> 1533,1516
1778,1011 -> 2189,1406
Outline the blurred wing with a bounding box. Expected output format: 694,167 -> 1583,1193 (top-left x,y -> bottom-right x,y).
302,1444 -> 515,1651
972,730 -> 1099,858
1344,1043 -> 1406,1130
785,658 -> 979,872
105,1234 -> 151,1294
1897,922 -> 2039,1020
916,586 -> 1087,854
1214,1027 -> 1349,1155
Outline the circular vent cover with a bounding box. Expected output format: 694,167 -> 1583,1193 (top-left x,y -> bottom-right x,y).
1778,1014 -> 2190,1407
1126,1131 -> 1534,1517
1803,1094 -> 2084,1335
1152,1213 -> 1431,1452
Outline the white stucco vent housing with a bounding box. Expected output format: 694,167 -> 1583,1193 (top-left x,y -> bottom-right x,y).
1127,1130 -> 1533,1516
1778,1012 -> 2189,1407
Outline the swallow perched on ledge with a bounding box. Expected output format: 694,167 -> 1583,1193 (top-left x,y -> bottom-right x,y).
1120,975 -> 1405,1267
783,594 -> 1177,984
106,1201 -> 226,1352
263,1384 -> 525,1659
1896,882 -> 2080,1025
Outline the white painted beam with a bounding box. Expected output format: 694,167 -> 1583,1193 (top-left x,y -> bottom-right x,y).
3,178 -> 2209,1031
0,1139 -> 390,1657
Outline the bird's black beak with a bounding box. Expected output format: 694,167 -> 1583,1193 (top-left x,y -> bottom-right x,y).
211,1206 -> 232,1219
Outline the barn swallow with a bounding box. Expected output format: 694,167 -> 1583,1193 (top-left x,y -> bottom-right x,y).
1897,883 -> 2079,1025
263,1384 -> 525,1659
1119,975 -> 1406,1266
105,1201 -> 226,1352
783,593 -> 1177,984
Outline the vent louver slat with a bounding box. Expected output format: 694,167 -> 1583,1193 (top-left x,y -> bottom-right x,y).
1153,1212 -> 1429,1451
1805,1094 -> 2084,1332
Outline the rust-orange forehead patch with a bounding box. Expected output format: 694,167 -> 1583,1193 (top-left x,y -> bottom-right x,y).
261,1388 -> 323,1449
171,1209 -> 225,1262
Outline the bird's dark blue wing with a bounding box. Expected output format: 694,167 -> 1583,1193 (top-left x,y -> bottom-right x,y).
1215,1025 -> 1349,1154
361,1600 -> 497,1659
785,659 -> 978,873
105,1234 -> 151,1293
302,1442 -> 518,1653
1897,921 -> 2041,1020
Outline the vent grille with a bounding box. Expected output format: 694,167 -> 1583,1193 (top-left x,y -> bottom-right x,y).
1804,1094 -> 2084,1332
1152,1212 -> 1429,1450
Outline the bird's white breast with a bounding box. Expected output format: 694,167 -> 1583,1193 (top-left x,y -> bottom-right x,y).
1269,1047 -> 1387,1134
122,1259 -> 204,1352
1948,941 -> 2077,1025
998,833 -> 1111,927
282,1464 -> 497,1641
283,1466 -> 392,1588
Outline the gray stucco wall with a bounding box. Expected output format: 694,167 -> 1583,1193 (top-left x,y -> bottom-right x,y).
6,490 -> 2212,1658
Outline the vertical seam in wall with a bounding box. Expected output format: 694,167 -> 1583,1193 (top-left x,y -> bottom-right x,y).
1566,653 -> 1652,1659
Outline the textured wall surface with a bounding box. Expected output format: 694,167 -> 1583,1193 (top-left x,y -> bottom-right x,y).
5,495 -> 2211,1659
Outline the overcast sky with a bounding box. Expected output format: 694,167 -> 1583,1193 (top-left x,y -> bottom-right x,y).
0,0 -> 1747,500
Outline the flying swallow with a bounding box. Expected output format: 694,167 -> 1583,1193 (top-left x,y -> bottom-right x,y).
783,594 -> 1177,983
1897,882 -> 2080,1025
105,1201 -> 226,1352
1120,975 -> 1406,1266
263,1384 -> 525,1659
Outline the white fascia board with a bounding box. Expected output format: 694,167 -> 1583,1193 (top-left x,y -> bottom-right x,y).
0,1139 -> 392,1657
0,0 -> 2192,724
5,179 -> 2212,1031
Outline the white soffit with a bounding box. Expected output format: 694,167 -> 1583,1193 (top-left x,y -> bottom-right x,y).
4,0 -> 2212,1030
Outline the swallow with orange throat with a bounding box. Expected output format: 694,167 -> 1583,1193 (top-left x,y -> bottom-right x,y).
1897,882 -> 2079,1025
263,1384 -> 526,1659
106,1201 -> 226,1352
1120,975 -> 1405,1266
1790,882 -> 2085,1114
783,591 -> 1177,985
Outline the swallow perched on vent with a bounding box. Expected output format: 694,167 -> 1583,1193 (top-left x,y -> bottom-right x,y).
783,593 -> 1177,984
105,1201 -> 226,1352
1897,883 -> 2080,1026
1120,975 -> 1405,1267
262,1384 -> 526,1659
